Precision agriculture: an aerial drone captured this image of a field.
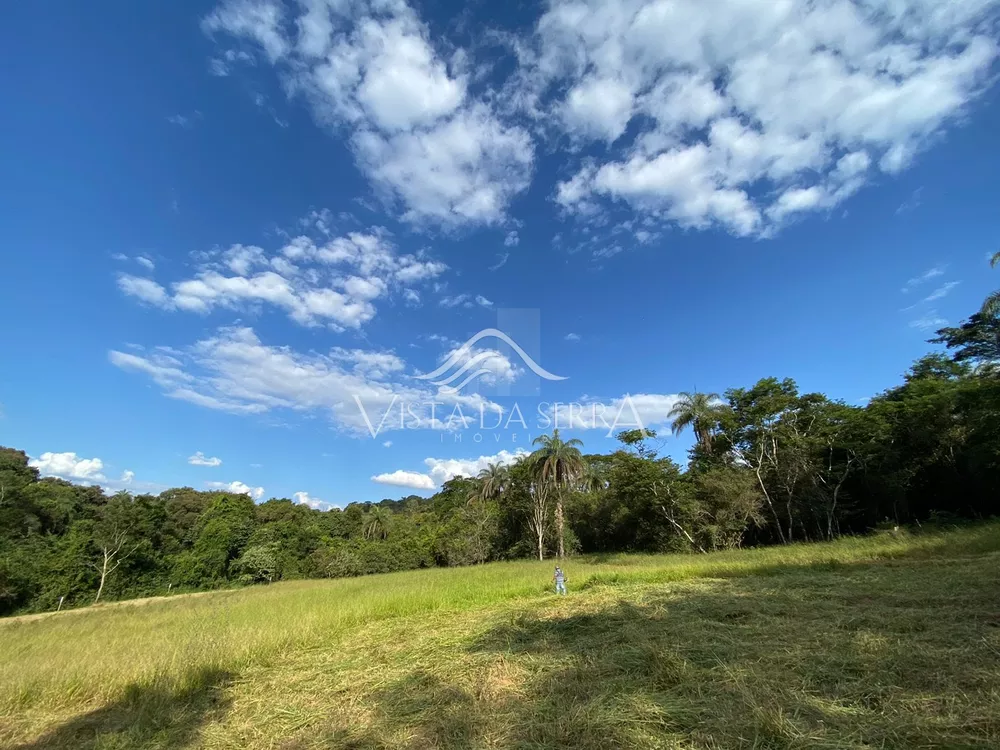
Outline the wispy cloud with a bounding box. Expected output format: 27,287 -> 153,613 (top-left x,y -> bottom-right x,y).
167,111 -> 202,129
565,333 -> 581,342
923,281 -> 960,303
895,187 -> 924,215
489,252 -> 509,271
902,266 -> 945,293
909,311 -> 947,331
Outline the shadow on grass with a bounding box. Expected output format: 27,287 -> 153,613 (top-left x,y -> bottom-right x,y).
334,552 -> 1000,749
10,668 -> 233,750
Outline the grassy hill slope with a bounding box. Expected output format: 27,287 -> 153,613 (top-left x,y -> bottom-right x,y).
3,524 -> 1000,749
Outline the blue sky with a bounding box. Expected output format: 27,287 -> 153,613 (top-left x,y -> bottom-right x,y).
1,0 -> 999,507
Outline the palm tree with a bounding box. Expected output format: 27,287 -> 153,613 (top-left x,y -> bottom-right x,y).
363,505 -> 390,540
668,392 -> 723,454
577,462 -> 605,494
475,462 -> 509,504
981,251 -> 1000,317
530,429 -> 585,558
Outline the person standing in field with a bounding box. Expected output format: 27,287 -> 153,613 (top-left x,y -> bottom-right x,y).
553,566 -> 567,595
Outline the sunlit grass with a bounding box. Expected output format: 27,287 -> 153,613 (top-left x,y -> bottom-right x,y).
3,523 -> 999,748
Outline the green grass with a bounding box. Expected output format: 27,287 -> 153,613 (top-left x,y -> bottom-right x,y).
2,524 -> 1000,748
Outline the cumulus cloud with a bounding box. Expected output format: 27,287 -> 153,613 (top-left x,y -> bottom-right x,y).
27,453 -> 163,494
117,275 -> 172,307
188,451 -> 223,467
109,326 -> 502,436
373,448 -> 529,491
523,0 -> 1000,236
206,480 -> 266,500
422,449 -> 528,486
371,469 -> 436,490
203,0 -> 533,227
564,333 -> 581,342
29,452 -> 106,481
201,0 -> 998,242
116,228 -> 446,331
293,490 -> 333,510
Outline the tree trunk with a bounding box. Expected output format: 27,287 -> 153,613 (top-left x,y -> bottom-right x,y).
555,494 -> 565,559
94,549 -> 110,604
754,462 -> 786,544
661,506 -> 707,554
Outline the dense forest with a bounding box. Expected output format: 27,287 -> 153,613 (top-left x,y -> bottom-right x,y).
3,279 -> 1000,616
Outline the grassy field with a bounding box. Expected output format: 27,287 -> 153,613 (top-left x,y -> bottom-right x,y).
2,525 -> 1000,749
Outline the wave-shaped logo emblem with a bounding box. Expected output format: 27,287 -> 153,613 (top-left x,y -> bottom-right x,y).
416,328 -> 568,394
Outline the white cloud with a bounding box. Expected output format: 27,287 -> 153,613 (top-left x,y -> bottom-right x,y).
109,326 -> 501,436
434,342 -> 522,388
440,293 -> 495,309
564,333 -> 581,342
529,0 -> 999,236
373,448 -> 529,491
206,480 -> 266,500
547,393 -> 684,432
371,470 -> 436,490
167,112 -> 202,129
896,187 -> 924,215
293,490 -> 333,510
28,453 -> 165,494
563,75 -> 636,143
440,294 -> 470,308
117,275 -> 172,307
29,452 -> 105,481
923,281 -> 960,302
422,448 -> 528,487
116,228 -> 447,331
136,256 -> 155,271
383,440 -> 393,448
205,0 -> 533,227
902,265 -> 946,292
504,231 -> 520,247
202,0 -> 289,62
910,311 -> 948,330
489,252 -> 510,271
209,47 -> 255,76
188,451 -> 223,467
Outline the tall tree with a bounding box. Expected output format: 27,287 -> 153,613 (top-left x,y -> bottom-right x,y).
932,312 -> 1000,366
981,251 -> 1000,317
668,392 -> 724,454
92,492 -> 141,604
363,506 -> 391,540
475,462 -> 509,504
531,430 -> 585,558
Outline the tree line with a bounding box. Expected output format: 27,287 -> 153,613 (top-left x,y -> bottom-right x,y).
1,258 -> 999,615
